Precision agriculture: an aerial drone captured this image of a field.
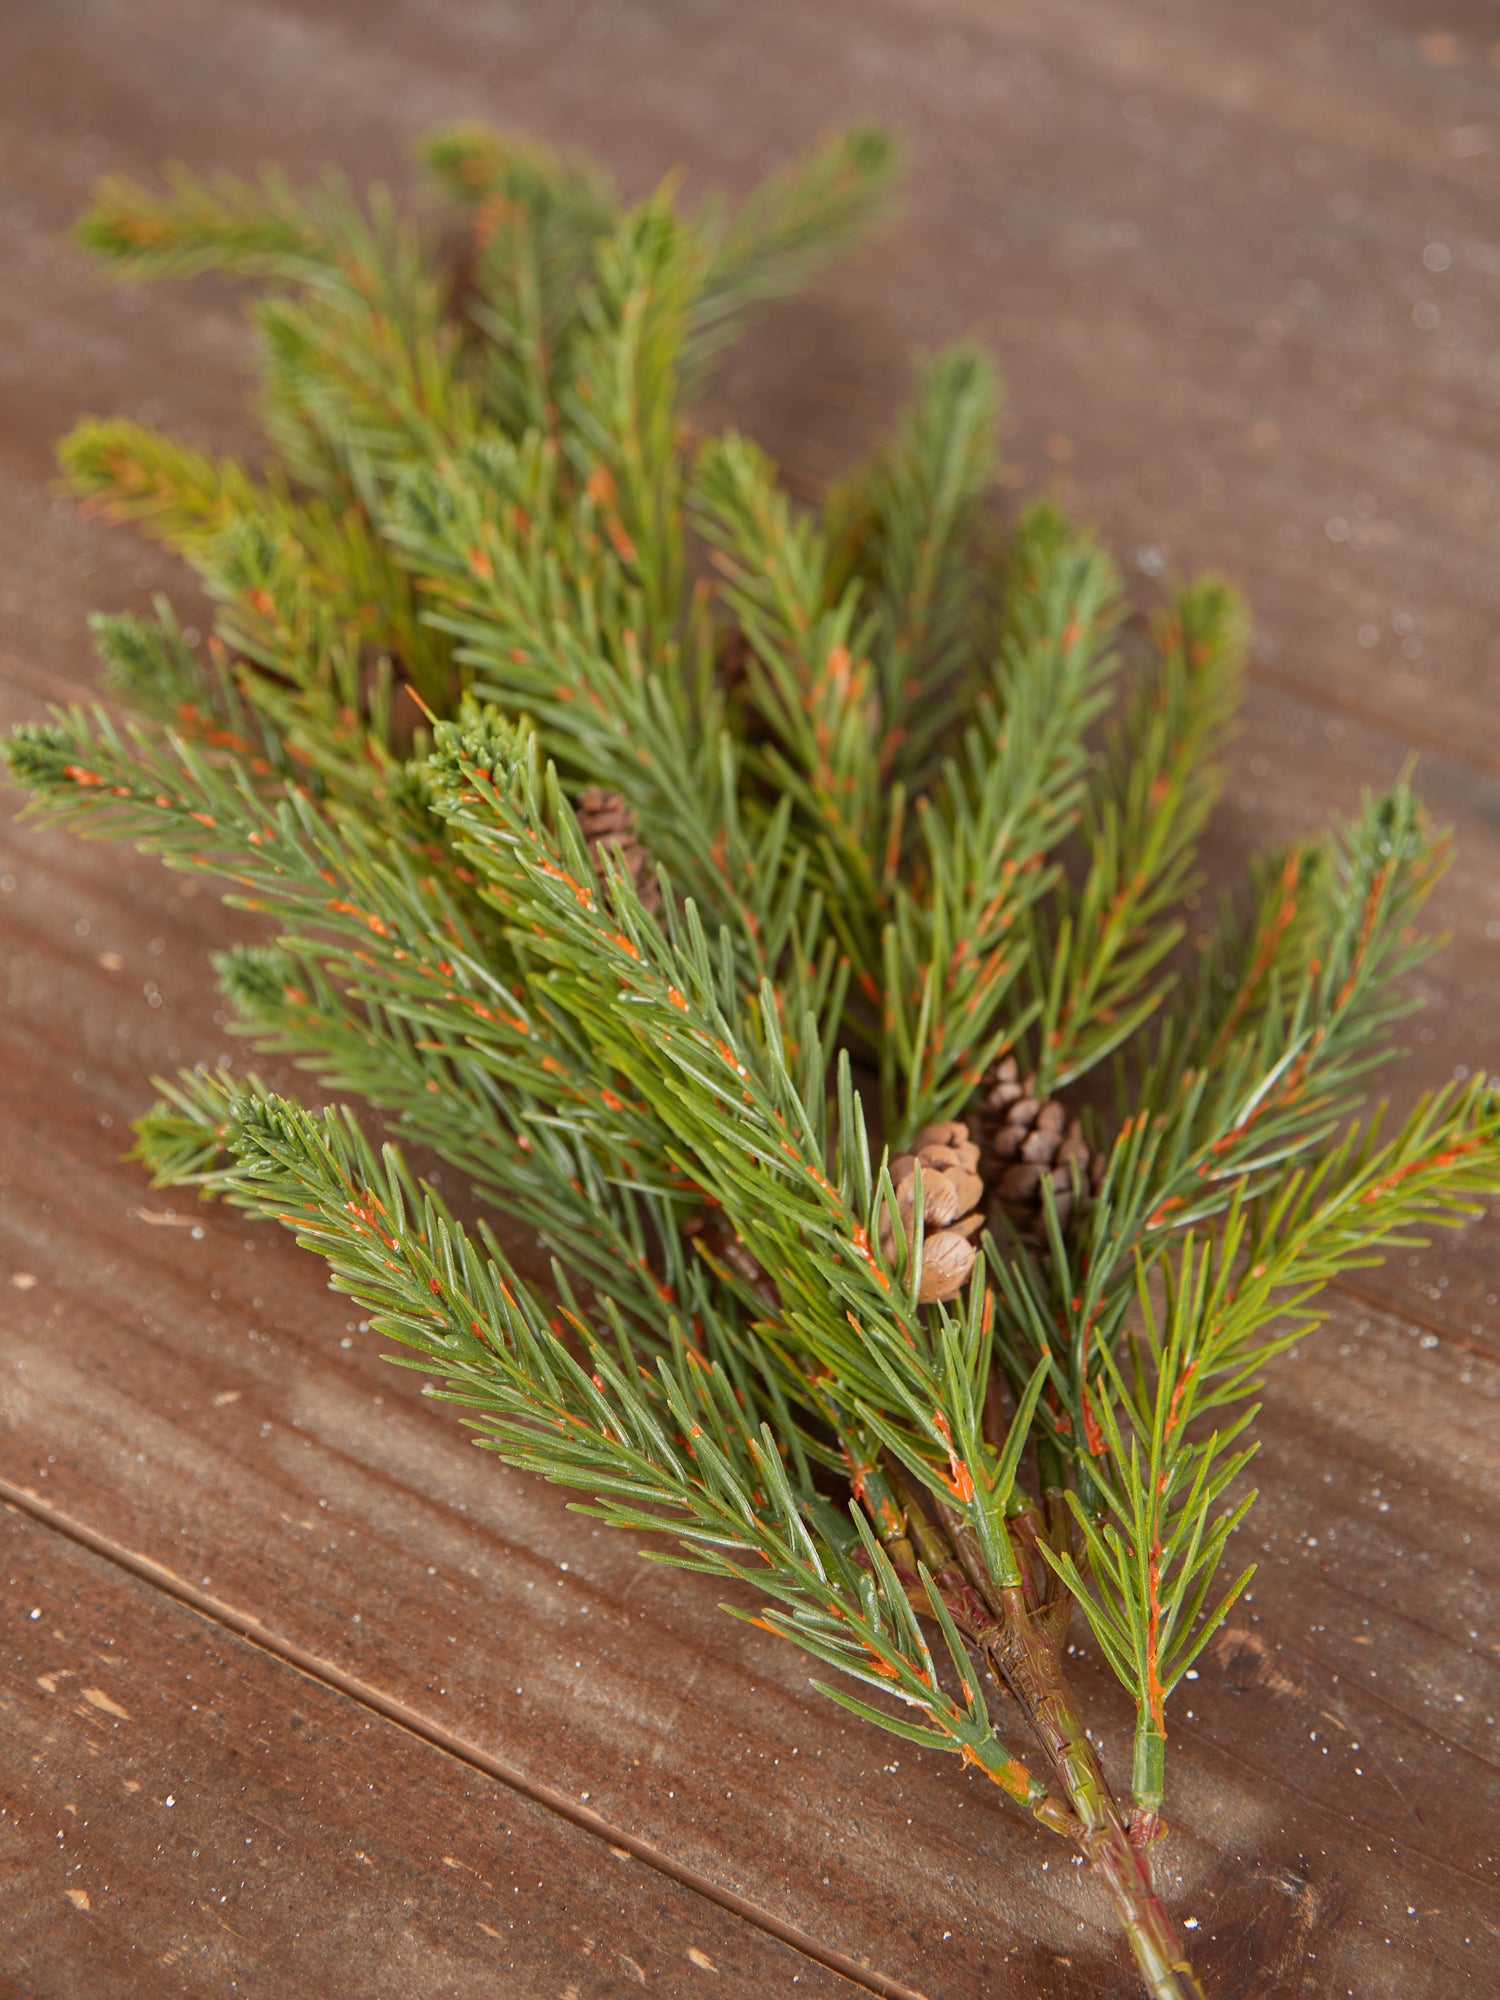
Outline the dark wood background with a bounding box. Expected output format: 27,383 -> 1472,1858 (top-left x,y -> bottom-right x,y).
2,4 -> 1498,1995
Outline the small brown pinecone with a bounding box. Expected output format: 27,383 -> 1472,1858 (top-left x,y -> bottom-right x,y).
575,788 -> 662,914
978,1055 -> 1102,1239
881,1118 -> 987,1304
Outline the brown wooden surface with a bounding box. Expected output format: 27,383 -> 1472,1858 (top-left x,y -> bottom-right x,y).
1,4 -> 1498,1996
0,1506 -> 859,1999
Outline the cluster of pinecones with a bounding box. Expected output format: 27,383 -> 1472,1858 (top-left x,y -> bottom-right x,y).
879,1061 -> 1104,1303
575,788 -> 662,914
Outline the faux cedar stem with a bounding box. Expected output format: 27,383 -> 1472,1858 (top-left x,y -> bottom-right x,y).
985,1596 -> 1205,2000
1090,1829 -> 1205,2000
903,1475 -> 1204,1997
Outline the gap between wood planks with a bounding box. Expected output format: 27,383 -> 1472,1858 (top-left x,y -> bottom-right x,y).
0,1474 -> 933,2000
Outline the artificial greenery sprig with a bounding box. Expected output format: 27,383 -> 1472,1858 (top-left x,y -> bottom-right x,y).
8,128 -> 1496,1999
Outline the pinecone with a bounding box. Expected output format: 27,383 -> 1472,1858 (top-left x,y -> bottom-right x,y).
575,788 -> 662,914
978,1056 -> 1102,1238
882,1118 -> 986,1304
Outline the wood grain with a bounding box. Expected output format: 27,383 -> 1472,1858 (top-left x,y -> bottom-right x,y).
1,2 -> 1498,1996
0,1504 -> 863,2000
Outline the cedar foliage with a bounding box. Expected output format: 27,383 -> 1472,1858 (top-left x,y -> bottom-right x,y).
8,127 -> 1498,2000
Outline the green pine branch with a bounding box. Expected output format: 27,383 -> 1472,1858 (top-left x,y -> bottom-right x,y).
686,127 -> 896,372
881,506 -> 1122,1140
76,165 -> 415,293
59,416 -> 260,547
190,1076 -> 1066,1822
2,707 -> 672,1186
1024,574 -> 1245,1093
824,344 -> 1000,782
419,126 -> 617,435
12,122 -> 1499,2000
1045,1077 -> 1500,1823
986,779 -> 1454,1460
692,430 -> 885,974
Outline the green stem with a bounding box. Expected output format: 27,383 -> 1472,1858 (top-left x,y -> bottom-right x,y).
898,1458 -> 1200,1996
987,1592 -> 1205,2000
1131,1721 -> 1167,1854
1089,1823 -> 1205,2000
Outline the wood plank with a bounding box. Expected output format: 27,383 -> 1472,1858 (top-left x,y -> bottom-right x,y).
0,1503 -> 865,2000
